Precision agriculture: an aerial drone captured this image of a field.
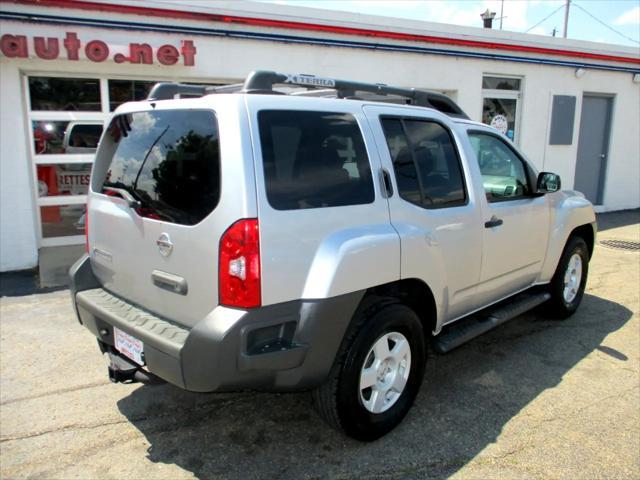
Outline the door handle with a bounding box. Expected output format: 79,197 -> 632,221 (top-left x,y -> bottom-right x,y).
484,216 -> 503,228
152,270 -> 188,295
380,168 -> 394,198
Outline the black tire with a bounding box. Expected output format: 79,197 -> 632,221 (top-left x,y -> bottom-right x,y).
312,297 -> 426,441
544,236 -> 589,319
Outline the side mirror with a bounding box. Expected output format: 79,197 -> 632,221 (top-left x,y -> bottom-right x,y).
536,172 -> 561,194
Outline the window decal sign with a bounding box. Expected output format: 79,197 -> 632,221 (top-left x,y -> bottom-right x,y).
490,114 -> 508,135
0,32 -> 196,66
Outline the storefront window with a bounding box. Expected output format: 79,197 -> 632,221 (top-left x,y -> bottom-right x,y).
481,75 -> 522,143
482,76 -> 521,91
40,204 -> 86,238
482,98 -> 518,141
27,75 -> 228,246
28,77 -> 101,111
36,164 -> 92,197
32,121 -> 102,155
108,80 -> 156,111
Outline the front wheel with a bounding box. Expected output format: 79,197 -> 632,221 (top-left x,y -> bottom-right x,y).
312,300 -> 426,441
545,236 -> 590,319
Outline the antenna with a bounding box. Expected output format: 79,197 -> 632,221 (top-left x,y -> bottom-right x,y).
563,0 -> 571,38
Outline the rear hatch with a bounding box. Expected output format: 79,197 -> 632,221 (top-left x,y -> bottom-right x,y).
88,100 -> 251,327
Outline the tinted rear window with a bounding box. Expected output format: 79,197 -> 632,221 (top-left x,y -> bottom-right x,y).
258,110 -> 374,210
381,117 -> 467,208
100,110 -> 220,225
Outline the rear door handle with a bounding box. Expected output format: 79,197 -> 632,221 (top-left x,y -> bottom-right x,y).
152,270 -> 188,295
484,216 -> 503,228
380,168 -> 394,198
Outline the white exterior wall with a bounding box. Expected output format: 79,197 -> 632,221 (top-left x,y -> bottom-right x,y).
516,65 -> 640,211
0,60 -> 38,271
0,2 -> 638,271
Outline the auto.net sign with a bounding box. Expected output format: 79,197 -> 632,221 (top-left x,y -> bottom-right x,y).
0,31 -> 196,66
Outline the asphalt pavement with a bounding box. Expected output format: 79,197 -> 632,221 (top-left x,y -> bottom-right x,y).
1,210 -> 638,479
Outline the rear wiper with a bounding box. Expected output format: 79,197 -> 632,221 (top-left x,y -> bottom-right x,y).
103,187 -> 142,209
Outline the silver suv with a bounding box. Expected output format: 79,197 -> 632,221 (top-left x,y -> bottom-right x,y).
70,71 -> 596,441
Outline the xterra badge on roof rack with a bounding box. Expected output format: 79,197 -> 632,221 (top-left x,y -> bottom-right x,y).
284,74 -> 336,88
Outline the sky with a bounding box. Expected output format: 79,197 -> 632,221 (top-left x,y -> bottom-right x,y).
257,0 -> 640,48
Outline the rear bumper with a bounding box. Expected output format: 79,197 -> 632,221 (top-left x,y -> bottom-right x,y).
70,255 -> 363,392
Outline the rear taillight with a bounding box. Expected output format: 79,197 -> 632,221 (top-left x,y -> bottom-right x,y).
219,219 -> 261,308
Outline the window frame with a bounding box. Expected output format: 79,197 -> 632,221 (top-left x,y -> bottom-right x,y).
23,72 -> 234,247
467,129 -> 536,204
27,76 -> 103,112
481,75 -> 522,91
107,79 -> 158,112
24,74 -> 108,248
380,114 -> 469,210
481,74 -> 523,145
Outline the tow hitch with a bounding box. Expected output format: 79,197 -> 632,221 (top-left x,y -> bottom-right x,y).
106,350 -> 165,385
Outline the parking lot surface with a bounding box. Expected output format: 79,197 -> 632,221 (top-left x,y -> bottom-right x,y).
1,211 -> 639,479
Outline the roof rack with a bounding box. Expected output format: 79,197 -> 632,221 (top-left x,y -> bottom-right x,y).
147,82 -> 243,100
147,70 -> 469,119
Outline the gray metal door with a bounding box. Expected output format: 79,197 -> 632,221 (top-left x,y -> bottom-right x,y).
574,95 -> 613,204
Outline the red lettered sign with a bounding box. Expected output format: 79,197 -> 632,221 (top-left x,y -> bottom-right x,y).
0,32 -> 196,66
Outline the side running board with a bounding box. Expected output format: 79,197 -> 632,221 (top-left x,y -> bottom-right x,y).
432,292 -> 551,354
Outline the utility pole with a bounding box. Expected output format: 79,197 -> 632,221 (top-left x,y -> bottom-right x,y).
499,0 -> 504,30
563,0 -> 571,38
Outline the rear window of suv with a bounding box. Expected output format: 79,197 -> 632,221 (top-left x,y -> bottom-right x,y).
100,110 -> 220,225
258,110 -> 374,210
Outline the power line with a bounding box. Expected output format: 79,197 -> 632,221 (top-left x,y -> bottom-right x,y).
572,1 -> 640,45
525,3 -> 566,33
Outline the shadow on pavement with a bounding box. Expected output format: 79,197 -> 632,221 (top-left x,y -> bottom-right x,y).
596,209 -> 640,232
117,293 -> 632,479
0,269 -> 66,297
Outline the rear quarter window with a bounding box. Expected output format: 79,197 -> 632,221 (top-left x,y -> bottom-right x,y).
98,109 -> 220,225
258,110 -> 375,210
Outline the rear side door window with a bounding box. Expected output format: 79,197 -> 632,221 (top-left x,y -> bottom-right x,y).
381,117 -> 467,208
467,132 -> 531,201
258,110 -> 374,210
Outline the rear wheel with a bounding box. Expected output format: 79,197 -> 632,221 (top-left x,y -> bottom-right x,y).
312,299 -> 426,441
545,236 -> 589,319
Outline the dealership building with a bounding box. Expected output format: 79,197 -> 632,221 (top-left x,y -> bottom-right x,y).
1,0 -> 639,277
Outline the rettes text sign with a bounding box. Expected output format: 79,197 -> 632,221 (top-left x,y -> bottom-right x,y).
0,32 -> 196,66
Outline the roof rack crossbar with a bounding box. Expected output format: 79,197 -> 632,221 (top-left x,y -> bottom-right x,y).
147,83 -> 207,101
205,83 -> 244,94
147,82 -> 245,100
